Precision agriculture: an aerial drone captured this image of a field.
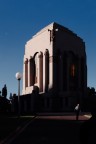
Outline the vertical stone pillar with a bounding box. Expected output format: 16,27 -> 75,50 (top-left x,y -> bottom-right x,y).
60,55 -> 64,92
28,58 -> 35,86
28,57 -> 35,87
25,59 -> 28,88
56,54 -> 61,92
23,59 -> 25,94
81,57 -> 85,92
84,60 -> 87,94
63,52 -> 67,91
49,55 -> 53,90
78,58 -> 81,90
43,53 -> 45,92
38,52 -> 43,92
67,54 -> 70,91
28,59 -> 31,87
45,50 -> 49,92
81,57 -> 87,97
28,58 -> 35,87
32,58 -> 36,86
34,54 -> 38,84
43,50 -> 49,92
77,57 -> 82,104
30,58 -> 34,86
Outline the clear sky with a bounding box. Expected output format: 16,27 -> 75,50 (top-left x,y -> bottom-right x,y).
0,0 -> 96,98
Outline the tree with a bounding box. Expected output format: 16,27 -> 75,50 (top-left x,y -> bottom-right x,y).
87,87 -> 96,97
82,87 -> 96,111
0,91 -> 1,96
9,93 -> 13,100
2,84 -> 7,98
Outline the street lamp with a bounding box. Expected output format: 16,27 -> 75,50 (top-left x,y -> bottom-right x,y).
15,72 -> 22,117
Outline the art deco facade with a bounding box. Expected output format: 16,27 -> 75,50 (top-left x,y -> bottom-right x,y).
21,22 -> 87,112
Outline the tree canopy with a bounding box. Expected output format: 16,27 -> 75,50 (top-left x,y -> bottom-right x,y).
2,84 -> 7,98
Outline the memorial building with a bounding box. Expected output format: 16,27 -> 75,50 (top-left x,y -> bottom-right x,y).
14,22 -> 87,113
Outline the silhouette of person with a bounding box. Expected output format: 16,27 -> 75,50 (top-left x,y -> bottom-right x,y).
80,96 -> 96,144
74,103 -> 80,120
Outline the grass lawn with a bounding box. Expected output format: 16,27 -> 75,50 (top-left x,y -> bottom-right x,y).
0,114 -> 34,141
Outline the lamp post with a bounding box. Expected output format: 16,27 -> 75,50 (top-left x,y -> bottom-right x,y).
15,72 -> 22,117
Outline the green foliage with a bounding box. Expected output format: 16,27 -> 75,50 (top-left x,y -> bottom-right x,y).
87,87 -> 96,97
0,96 -> 10,113
82,87 -> 96,112
9,93 -> 13,100
2,84 -> 7,98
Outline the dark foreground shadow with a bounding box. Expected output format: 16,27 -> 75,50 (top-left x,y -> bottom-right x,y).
11,118 -> 82,144
80,96 -> 96,144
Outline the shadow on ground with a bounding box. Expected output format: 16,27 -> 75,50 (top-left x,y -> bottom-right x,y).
12,117 -> 83,144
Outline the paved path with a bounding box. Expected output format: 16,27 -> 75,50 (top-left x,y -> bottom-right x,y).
5,113 -> 91,144
36,114 -> 91,120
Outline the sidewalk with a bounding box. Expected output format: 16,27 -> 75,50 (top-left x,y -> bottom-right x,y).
37,112 -> 91,116
36,112 -> 91,120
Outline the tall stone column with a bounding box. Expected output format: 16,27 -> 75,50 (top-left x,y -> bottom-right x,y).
43,53 -> 45,92
24,59 -> 28,89
30,58 -> 34,86
67,54 -> 70,91
43,50 -> 49,92
23,59 -> 26,94
28,59 -> 31,87
45,50 -> 49,92
81,57 -> 87,96
49,55 -> 53,90
28,57 -> 35,87
56,53 -> 62,92
78,58 -> 81,91
60,55 -> 64,92
63,52 -> 67,91
38,52 -> 43,92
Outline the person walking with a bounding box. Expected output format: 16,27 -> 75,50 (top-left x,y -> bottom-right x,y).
74,103 -> 80,120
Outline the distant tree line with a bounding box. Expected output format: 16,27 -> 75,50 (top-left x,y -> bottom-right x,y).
0,84 -> 7,98
0,84 -> 96,114
0,84 -> 10,114
87,87 -> 96,97
0,84 -> 18,114
82,87 -> 96,112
